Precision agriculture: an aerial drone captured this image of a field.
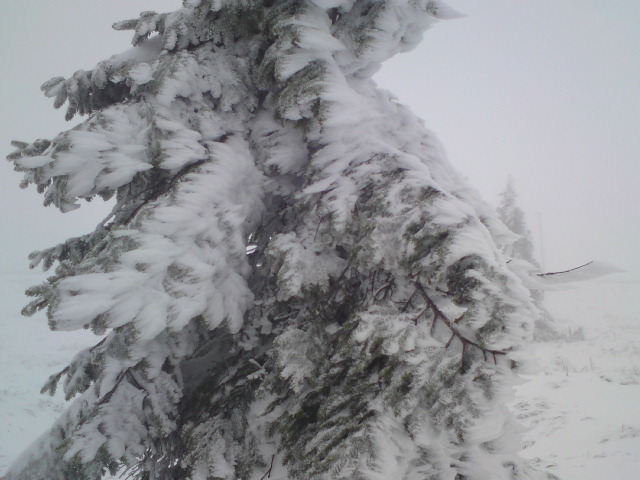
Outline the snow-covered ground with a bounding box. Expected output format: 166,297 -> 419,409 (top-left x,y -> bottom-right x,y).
513,278 -> 640,480
1,272 -> 638,478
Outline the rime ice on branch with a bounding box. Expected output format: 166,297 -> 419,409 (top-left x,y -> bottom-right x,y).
4,1 -> 557,479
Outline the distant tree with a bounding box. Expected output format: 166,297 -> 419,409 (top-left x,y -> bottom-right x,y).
4,2 -> 557,479
496,177 -> 560,341
496,176 -> 538,266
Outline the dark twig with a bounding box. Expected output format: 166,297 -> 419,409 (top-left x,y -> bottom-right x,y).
313,213 -> 330,241
430,310 -> 438,334
121,159 -> 207,226
536,261 -> 593,277
453,312 -> 465,324
97,369 -> 129,406
413,306 -> 429,325
260,455 -> 275,480
369,269 -> 379,297
445,333 -> 456,349
435,287 -> 452,297
401,288 -> 418,313
373,272 -> 394,302
327,264 -> 351,302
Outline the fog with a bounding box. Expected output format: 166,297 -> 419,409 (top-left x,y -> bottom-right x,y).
1,0 -> 637,279
377,0 -> 640,278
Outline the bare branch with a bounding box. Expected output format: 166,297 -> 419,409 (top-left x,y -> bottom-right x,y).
401,288 -> 418,312
536,261 -> 593,277
260,455 -> 275,480
413,282 -> 506,368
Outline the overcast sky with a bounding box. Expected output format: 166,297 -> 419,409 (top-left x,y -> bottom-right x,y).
1,0 -> 638,280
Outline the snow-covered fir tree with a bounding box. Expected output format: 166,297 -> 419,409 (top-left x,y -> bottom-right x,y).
495,177 -> 558,342
4,1 -> 558,479
496,177 -> 537,266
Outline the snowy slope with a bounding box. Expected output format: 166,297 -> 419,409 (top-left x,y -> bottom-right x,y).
0,273 -> 96,475
512,278 -> 640,480
1,273 -> 638,478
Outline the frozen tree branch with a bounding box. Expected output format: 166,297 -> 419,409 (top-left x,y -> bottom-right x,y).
414,282 -> 507,365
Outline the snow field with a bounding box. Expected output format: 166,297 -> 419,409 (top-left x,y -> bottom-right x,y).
512,278 -> 640,479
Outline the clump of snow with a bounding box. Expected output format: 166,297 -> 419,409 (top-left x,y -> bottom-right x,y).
128,62 -> 154,85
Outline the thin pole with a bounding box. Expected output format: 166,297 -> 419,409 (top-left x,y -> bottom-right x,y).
536,211 -> 546,271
